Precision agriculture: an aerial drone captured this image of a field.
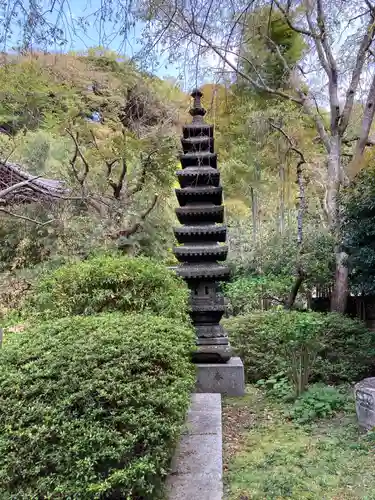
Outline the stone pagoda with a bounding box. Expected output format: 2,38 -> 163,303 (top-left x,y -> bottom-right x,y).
173,89 -> 232,364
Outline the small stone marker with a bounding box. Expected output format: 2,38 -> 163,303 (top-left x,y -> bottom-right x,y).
354,377 -> 375,430
0,327 -> 3,348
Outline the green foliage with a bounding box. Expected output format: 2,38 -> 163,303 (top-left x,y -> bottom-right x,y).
241,9 -> 305,91
223,274 -> 293,314
0,313 -> 195,498
224,310 -> 375,385
26,254 -> 189,321
0,60 -> 77,133
225,386 -> 373,500
0,209 -> 98,273
313,312 -> 375,383
229,226 -> 335,290
285,384 -> 349,424
342,165 -> 375,294
256,372 -> 293,400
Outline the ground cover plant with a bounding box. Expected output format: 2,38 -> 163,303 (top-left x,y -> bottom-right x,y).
223,386 -> 375,500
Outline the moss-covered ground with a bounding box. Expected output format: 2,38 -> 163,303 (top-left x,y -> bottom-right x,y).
223,386 -> 375,500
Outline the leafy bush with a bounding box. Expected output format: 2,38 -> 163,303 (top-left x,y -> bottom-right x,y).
256,372 -> 293,400
224,310 -> 375,384
341,165 -> 375,295
314,313 -> 375,382
223,274 -> 293,315
0,313 -> 195,498
227,223 -> 334,291
285,384 -> 349,424
26,254 -> 189,321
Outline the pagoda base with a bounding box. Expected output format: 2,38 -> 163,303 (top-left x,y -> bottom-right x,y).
195,357 -> 245,396
192,341 -> 232,364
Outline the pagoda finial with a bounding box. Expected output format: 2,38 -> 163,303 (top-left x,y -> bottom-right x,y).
189,88 -> 206,121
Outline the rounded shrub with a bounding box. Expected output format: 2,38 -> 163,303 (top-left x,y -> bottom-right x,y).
26,254 -> 189,321
223,310 -> 375,384
314,313 -> 375,382
0,313 -> 195,498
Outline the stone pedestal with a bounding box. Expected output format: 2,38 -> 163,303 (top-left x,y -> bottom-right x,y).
195,357 -> 245,396
355,377 -> 375,430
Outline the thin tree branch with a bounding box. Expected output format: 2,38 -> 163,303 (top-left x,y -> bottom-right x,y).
0,208 -> 55,225
273,0 -> 316,38
129,150 -> 158,196
339,13 -> 375,135
349,71 -> 375,175
265,34 -> 330,150
65,128 -> 90,186
117,193 -> 159,238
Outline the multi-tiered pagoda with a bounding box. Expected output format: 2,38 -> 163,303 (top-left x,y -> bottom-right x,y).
173,89 -> 232,363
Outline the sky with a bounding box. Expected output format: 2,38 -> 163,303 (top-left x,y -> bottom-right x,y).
1,0 -> 231,90
2,0 -> 181,81
2,0 -> 368,96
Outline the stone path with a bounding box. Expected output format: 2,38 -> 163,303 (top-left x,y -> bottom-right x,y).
166,393 -> 223,500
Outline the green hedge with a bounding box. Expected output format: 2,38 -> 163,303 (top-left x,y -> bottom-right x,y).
0,313 -> 195,498
26,254 -> 189,321
223,310 -> 375,383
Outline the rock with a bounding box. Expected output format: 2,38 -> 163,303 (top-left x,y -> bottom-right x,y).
354,377 -> 375,430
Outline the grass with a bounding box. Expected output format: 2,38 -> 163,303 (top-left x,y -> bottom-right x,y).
223,385 -> 375,500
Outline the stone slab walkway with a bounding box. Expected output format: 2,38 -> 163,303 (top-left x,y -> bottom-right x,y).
166,393 -> 223,500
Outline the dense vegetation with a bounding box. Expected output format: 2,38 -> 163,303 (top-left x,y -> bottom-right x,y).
26,254 -> 189,321
0,313 -> 195,498
224,310 -> 375,388
223,386 -> 375,499
2,1 -> 375,495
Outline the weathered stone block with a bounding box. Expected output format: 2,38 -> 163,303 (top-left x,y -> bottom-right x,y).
195,356 -> 245,396
355,377 -> 375,430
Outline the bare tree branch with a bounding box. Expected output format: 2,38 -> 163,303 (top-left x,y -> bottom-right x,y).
349,72 -> 375,175
339,14 -> 375,135
265,33 -> 330,150
65,127 -> 90,186
130,150 -> 158,196
117,193 -> 159,238
0,208 -> 55,225
273,0 -> 316,38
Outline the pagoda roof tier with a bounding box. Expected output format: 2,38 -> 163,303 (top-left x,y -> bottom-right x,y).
182,123 -> 213,139
190,303 -> 225,312
176,205 -> 224,224
176,167 -> 220,188
174,224 -> 227,243
181,136 -> 214,154
176,263 -> 230,280
174,244 -> 228,262
176,186 -> 222,206
180,151 -> 217,169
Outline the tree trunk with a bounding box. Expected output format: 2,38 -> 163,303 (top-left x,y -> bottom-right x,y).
285,268 -> 304,310
326,135 -> 349,313
250,186 -> 257,244
330,249 -> 349,313
279,163 -> 285,234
